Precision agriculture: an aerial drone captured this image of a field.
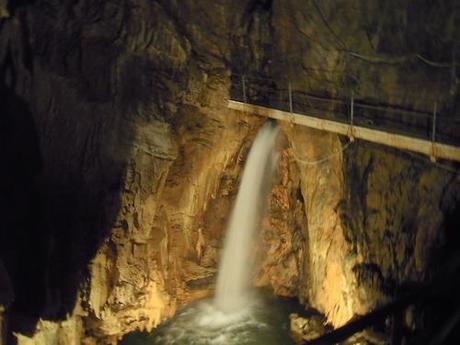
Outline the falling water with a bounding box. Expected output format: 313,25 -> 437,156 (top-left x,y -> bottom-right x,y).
214,121 -> 280,313
119,121 -> 307,345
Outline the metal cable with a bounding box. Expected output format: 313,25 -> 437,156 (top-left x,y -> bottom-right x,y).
235,74 -> 440,111
290,138 -> 459,173
290,139 -> 354,166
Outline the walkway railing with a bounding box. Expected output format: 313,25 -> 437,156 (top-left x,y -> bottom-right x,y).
229,74 -> 459,148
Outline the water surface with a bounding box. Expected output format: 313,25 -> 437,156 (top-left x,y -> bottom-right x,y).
119,290 -> 306,345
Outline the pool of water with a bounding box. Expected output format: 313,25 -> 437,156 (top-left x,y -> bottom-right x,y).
119,290 -> 308,345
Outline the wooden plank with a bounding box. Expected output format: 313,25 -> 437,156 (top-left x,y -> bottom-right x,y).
228,100 -> 460,162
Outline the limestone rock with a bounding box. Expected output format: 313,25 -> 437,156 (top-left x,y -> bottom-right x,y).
0,0 -> 459,344
289,313 -> 327,343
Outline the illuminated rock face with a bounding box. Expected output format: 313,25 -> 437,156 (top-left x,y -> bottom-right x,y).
281,125 -> 355,326
280,125 -> 460,327
1,0 -> 459,344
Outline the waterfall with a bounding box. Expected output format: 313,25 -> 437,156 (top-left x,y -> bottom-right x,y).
123,121 -> 290,345
214,121 -> 280,313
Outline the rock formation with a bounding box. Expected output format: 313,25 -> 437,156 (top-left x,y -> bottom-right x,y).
0,0 -> 459,344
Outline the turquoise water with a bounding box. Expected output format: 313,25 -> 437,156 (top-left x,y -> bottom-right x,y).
119,290 -> 307,345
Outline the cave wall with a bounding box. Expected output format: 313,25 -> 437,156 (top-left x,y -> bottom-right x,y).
281,125 -> 354,326
0,1 -> 268,343
238,0 -> 459,110
1,0 -> 459,344
282,125 -> 460,328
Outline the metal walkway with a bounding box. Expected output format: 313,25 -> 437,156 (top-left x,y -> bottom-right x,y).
228,74 -> 460,162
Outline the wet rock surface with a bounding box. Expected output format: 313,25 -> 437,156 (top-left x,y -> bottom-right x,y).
0,0 -> 459,344
289,312 -> 328,342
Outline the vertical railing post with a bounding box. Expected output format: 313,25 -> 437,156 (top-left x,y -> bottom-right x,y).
242,75 -> 247,103
288,80 -> 293,113
450,48 -> 457,96
349,94 -> 355,142
430,101 -> 437,162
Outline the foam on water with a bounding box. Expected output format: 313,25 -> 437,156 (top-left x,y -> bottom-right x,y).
150,299 -> 267,345
119,122 -> 288,345
129,292 -> 302,345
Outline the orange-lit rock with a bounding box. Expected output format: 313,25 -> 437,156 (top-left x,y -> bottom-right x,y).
281,124 -> 356,326
2,1 -> 459,344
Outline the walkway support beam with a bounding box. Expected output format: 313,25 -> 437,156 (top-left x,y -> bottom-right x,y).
228,100 -> 460,162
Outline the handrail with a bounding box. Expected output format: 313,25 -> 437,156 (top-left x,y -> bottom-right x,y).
230,72 -> 445,103
231,74 -> 433,117
229,74 -> 460,150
